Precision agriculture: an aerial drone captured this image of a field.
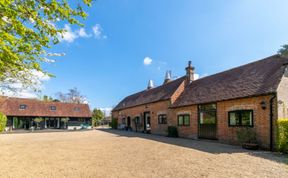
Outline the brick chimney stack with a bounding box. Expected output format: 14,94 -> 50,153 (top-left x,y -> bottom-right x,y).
185,61 -> 195,84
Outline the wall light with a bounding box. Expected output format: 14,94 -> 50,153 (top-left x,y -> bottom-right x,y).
260,101 -> 267,110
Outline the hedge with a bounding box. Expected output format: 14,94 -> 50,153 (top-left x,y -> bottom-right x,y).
110,118 -> 118,129
277,119 -> 288,153
0,112 -> 7,132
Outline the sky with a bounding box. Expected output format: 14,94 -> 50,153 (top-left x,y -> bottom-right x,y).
6,0 -> 288,113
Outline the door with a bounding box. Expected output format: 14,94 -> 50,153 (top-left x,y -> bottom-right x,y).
127,117 -> 131,128
198,104 -> 217,139
143,112 -> 151,133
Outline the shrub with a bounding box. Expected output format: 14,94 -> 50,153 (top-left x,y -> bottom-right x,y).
34,117 -> 43,123
167,126 -> 178,138
236,128 -> 257,144
34,117 -> 43,129
62,118 -> 69,129
277,119 -> 288,153
0,112 -> 7,132
110,118 -> 118,129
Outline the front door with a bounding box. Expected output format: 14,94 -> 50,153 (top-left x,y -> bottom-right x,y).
143,112 -> 151,133
198,104 -> 217,139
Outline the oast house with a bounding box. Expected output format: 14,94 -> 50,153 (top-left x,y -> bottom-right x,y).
112,55 -> 288,150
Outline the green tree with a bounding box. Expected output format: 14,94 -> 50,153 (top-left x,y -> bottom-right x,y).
34,117 -> 43,129
0,0 -> 92,90
278,45 -> 288,57
42,95 -> 54,101
92,108 -> 104,126
0,112 -> 7,132
61,117 -> 69,129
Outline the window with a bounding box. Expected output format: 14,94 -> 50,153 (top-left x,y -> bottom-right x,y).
199,103 -> 217,125
178,114 -> 190,126
74,107 -> 80,111
50,106 -> 56,111
134,117 -> 141,124
122,118 -> 126,124
158,114 -> 167,124
19,104 -> 27,110
228,110 -> 253,127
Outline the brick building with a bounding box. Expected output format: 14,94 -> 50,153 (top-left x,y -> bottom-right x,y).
112,55 -> 288,150
0,97 -> 92,131
112,73 -> 188,135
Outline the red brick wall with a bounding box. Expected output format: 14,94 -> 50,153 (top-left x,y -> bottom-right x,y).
217,95 -> 273,149
171,81 -> 185,104
112,94 -> 277,149
170,106 -> 198,139
112,100 -> 171,135
171,95 -> 275,149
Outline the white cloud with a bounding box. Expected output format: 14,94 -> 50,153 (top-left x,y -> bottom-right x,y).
59,24 -> 105,43
60,24 -> 78,43
92,24 -> 101,38
194,73 -> 208,80
143,57 -> 153,65
194,74 -> 200,80
92,24 -> 107,39
0,70 -> 51,98
47,53 -> 66,57
78,28 -> 92,38
31,70 -> 50,82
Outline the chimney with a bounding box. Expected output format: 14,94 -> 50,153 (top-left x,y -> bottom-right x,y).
147,80 -> 154,89
163,70 -> 172,84
185,61 -> 195,84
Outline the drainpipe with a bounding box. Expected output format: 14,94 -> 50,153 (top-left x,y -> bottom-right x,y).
269,93 -> 276,151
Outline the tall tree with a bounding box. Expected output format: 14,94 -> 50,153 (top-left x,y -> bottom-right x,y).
56,87 -> 87,104
0,0 -> 92,90
92,108 -> 104,126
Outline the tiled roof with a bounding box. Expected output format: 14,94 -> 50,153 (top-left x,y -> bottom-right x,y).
172,55 -> 288,108
113,76 -> 186,111
0,97 -> 92,118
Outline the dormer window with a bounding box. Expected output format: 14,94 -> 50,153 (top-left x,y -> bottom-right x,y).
19,104 -> 27,110
50,106 -> 56,111
74,107 -> 80,111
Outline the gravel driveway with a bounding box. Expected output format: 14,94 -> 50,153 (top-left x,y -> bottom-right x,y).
0,129 -> 287,178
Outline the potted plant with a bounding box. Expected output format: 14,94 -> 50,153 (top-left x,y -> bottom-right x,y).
236,128 -> 259,150
62,118 -> 69,129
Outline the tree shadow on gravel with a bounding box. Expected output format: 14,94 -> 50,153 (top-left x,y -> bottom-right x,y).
97,128 -> 288,165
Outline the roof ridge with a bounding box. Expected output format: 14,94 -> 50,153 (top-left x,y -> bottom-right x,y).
190,54 -> 281,84
172,54 -> 286,107
0,95 -> 89,106
121,76 -> 186,99
113,76 -> 186,111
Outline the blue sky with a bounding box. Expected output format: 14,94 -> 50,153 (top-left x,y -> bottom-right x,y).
40,0 -> 288,110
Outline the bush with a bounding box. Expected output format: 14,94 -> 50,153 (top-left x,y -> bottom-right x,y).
34,117 -> 43,123
236,128 -> 257,144
110,118 -> 118,129
167,126 -> 178,138
0,112 -> 7,132
277,119 -> 288,153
